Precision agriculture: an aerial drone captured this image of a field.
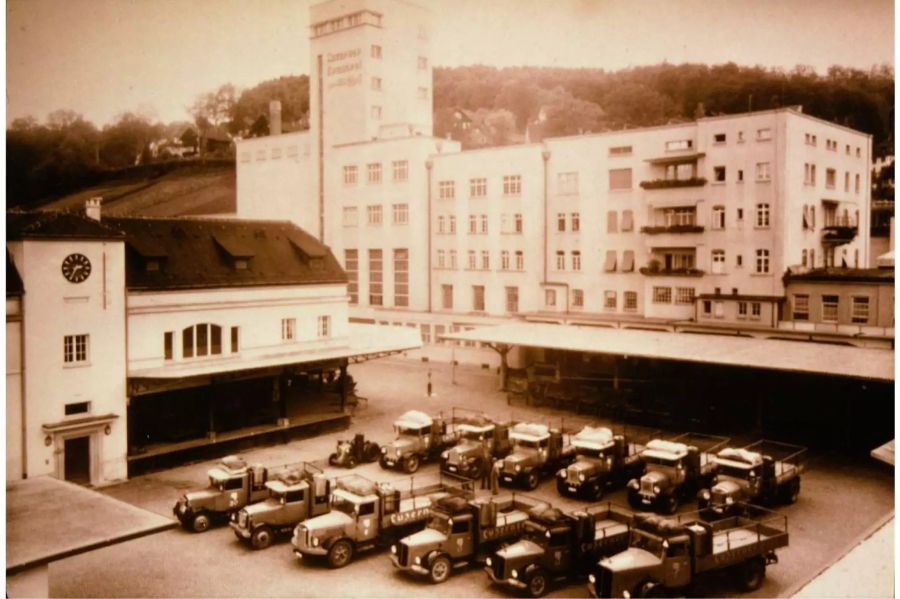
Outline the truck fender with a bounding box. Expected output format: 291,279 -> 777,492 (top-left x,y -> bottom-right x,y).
425,550 -> 446,567
523,562 -> 542,579
321,535 -> 347,551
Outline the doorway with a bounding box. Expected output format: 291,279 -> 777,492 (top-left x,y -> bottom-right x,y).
64,436 -> 91,484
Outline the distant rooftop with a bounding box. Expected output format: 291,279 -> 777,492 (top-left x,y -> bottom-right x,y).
785,267 -> 894,284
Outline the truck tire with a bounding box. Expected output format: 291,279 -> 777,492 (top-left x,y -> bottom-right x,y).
526,568 -> 549,598
328,539 -> 354,568
639,581 -> 667,597
378,455 -> 390,469
403,455 -> 420,473
328,453 -> 338,466
628,490 -> 643,510
470,456 -> 485,479
782,478 -> 800,504
738,556 -> 766,591
525,471 -> 540,490
190,512 -> 211,533
250,525 -> 273,550
555,478 -> 570,496
428,554 -> 452,584
347,456 -> 357,469
662,494 -> 678,515
590,481 -> 604,501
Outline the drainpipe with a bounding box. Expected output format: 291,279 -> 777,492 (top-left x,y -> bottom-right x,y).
426,159 -> 434,313
540,147 -> 570,316
19,287 -> 27,479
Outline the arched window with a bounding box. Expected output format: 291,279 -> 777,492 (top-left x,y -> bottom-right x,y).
182,323 -> 222,358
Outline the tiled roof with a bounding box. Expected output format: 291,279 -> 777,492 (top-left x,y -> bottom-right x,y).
7,252 -> 23,297
6,211 -> 124,241
105,217 -> 346,290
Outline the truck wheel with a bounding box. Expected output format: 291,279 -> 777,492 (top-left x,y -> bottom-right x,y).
429,555 -> 452,584
555,478 -> 569,496
190,512 -> 211,533
738,556 -> 766,591
525,471 -> 540,490
250,526 -> 273,550
328,539 -> 354,568
526,568 -> 549,598
590,482 -> 604,501
663,494 -> 678,515
378,456 -> 390,469
628,490 -> 643,510
347,456 -> 357,469
783,479 -> 800,504
640,581 -> 667,597
403,455 -> 420,473
328,453 -> 338,466
470,457 -> 485,479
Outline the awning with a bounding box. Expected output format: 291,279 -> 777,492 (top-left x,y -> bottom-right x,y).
621,210 -> 634,232
645,151 -> 705,165
441,321 -> 893,382
604,251 -> 617,272
622,250 -> 635,272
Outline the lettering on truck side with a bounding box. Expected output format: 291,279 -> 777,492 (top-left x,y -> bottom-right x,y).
710,543 -> 767,566
389,506 -> 431,526
481,522 -> 522,541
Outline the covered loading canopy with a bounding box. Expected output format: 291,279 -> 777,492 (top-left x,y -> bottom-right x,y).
442,321 -> 894,382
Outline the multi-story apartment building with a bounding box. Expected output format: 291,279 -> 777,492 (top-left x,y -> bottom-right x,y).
236,0 -> 878,362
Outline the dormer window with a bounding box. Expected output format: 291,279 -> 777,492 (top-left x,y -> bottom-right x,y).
213,234 -> 255,270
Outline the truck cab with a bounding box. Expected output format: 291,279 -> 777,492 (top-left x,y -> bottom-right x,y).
380,410 -> 455,473
557,427 -> 644,500
699,441 -> 804,511
498,423 -> 573,490
441,420 -> 511,479
173,455 -> 268,532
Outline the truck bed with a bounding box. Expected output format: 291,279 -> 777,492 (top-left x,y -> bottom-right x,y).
398,492 -> 449,513
690,512 -> 789,572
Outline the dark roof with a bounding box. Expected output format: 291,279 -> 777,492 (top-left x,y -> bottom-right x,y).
785,267 -> 894,284
7,252 -> 23,297
697,294 -> 784,302
105,217 -> 346,291
6,211 -> 124,241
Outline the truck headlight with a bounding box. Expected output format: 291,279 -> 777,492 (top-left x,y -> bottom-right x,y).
441,451 -> 449,459
486,557 -> 492,567
578,473 -> 586,482
414,556 -> 421,565
515,465 -> 521,472
653,485 -> 661,494
627,479 -> 638,490
700,490 -> 711,501
391,545 -> 397,554
511,569 -> 518,579
381,447 -> 387,453
623,591 -> 631,599
312,536 -> 319,547
588,574 -> 596,584
557,469 -> 565,478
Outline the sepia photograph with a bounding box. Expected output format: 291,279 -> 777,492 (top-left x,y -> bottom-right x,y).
5,0 -> 895,597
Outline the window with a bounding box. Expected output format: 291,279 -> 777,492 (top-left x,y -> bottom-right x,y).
448,215 -> 456,234
557,213 -> 566,232
436,249 -> 445,268
624,291 -> 638,312
231,326 -> 239,353
755,249 -> 770,274
557,172 -> 579,195
571,212 -> 580,232
756,162 -> 771,181
394,249 -> 408,307
441,285 -> 453,310
503,175 -> 521,196
64,334 -> 89,363
164,332 -> 173,360
809,248 -> 815,267
609,145 -> 633,156
822,295 -> 839,323
420,324 -> 431,344
852,296 -> 870,324
343,165 -> 358,185
317,315 -> 331,338
371,77 -> 382,91
802,248 -> 808,266
392,160 -> 408,182
545,289 -> 557,307
369,249 -> 383,306
514,214 -> 523,233
417,87 -> 428,99
711,249 -> 725,274
65,401 -> 90,416
855,173 -> 860,193
805,133 -> 817,146
417,56 -> 428,69
501,250 -> 510,270
737,169 -> 744,182
804,163 -> 816,185
515,251 -> 524,271
712,206 -> 725,230
467,250 -> 477,270
505,286 -> 519,313
825,168 -> 836,189
826,139 -> 837,151
757,128 -> 772,141
750,302 -> 762,320
666,140 -> 693,151
555,251 -> 565,271
345,250 -> 358,304
370,105 -> 382,120
392,203 -> 408,225
737,208 -> 744,222
480,214 -> 488,234
468,215 -> 477,234
367,205 -> 383,225
567,289 -> 582,308
281,319 -> 295,342
343,206 -> 358,227
702,300 -> 712,316
470,177 -> 487,198
653,287 -> 672,304
675,287 -> 695,305
714,133 -> 726,144
604,251 -> 617,272
844,172 -> 850,192
437,215 -> 445,234
664,207 -> 696,227
572,251 -> 581,271
621,210 -> 634,232
367,163 -> 382,183
439,180 -> 455,199
609,168 -> 632,190
472,286 -> 485,311
607,211 -> 618,233
182,324 -> 222,356
449,250 -> 457,269
713,166 -> 726,182
604,290 -> 617,311
756,204 -> 770,228
371,44 -> 382,58
737,302 -> 748,319
737,131 -> 745,143
622,250 -> 635,272
481,250 -> 490,270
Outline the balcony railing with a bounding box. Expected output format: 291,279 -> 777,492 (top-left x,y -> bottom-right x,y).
639,266 -> 705,277
640,224 -> 705,234
821,223 -> 858,245
640,177 -> 707,190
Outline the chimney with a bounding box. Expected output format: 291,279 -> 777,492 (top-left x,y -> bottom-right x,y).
269,100 -> 282,136
85,197 -> 102,222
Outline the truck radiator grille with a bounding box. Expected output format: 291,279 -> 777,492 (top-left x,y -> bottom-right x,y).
493,555 -> 507,580
641,478 -> 654,494
397,542 -> 409,566
567,470 -> 580,484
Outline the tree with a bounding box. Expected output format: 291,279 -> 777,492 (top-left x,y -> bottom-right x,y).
99,112 -> 160,169
230,75 -> 310,136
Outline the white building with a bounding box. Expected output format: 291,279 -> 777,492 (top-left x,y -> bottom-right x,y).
236,0 -> 877,361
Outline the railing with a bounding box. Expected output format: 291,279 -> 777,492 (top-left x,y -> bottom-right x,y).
640,177 -> 707,190
640,224 -> 705,234
639,266 -> 704,277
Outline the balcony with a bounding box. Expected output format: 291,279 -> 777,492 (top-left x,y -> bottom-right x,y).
640,224 -> 705,234
639,264 -> 704,277
640,177 -> 707,190
822,219 -> 858,246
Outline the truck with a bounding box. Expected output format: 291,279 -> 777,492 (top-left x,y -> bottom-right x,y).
391,492 -> 549,583
173,455 -> 276,533
496,422 -> 576,490
627,432 -> 729,514
588,506 -> 789,597
698,439 -> 806,513
556,426 -> 647,501
440,409 -> 512,479
485,502 -> 635,598
328,432 -> 381,468
228,462 -> 330,549
292,474 -> 474,568
379,410 -> 459,474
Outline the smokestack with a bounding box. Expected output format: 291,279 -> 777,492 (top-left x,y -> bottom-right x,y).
85,197 -> 102,222
269,100 -> 282,136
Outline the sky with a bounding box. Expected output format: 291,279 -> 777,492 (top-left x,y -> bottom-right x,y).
5,0 -> 895,127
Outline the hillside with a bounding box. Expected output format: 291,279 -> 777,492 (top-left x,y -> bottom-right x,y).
40,164 -> 235,217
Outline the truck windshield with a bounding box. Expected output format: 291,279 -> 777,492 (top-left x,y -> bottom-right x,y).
208,476 -> 224,491
717,464 -> 752,480
630,530 -> 664,558
428,513 -> 451,535
575,447 -> 606,459
461,430 -> 486,442
514,439 -> 545,452
396,426 -> 423,437
644,456 -> 678,473
331,494 -> 357,516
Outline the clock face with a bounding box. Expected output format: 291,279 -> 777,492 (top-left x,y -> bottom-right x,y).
61,253 -> 92,283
